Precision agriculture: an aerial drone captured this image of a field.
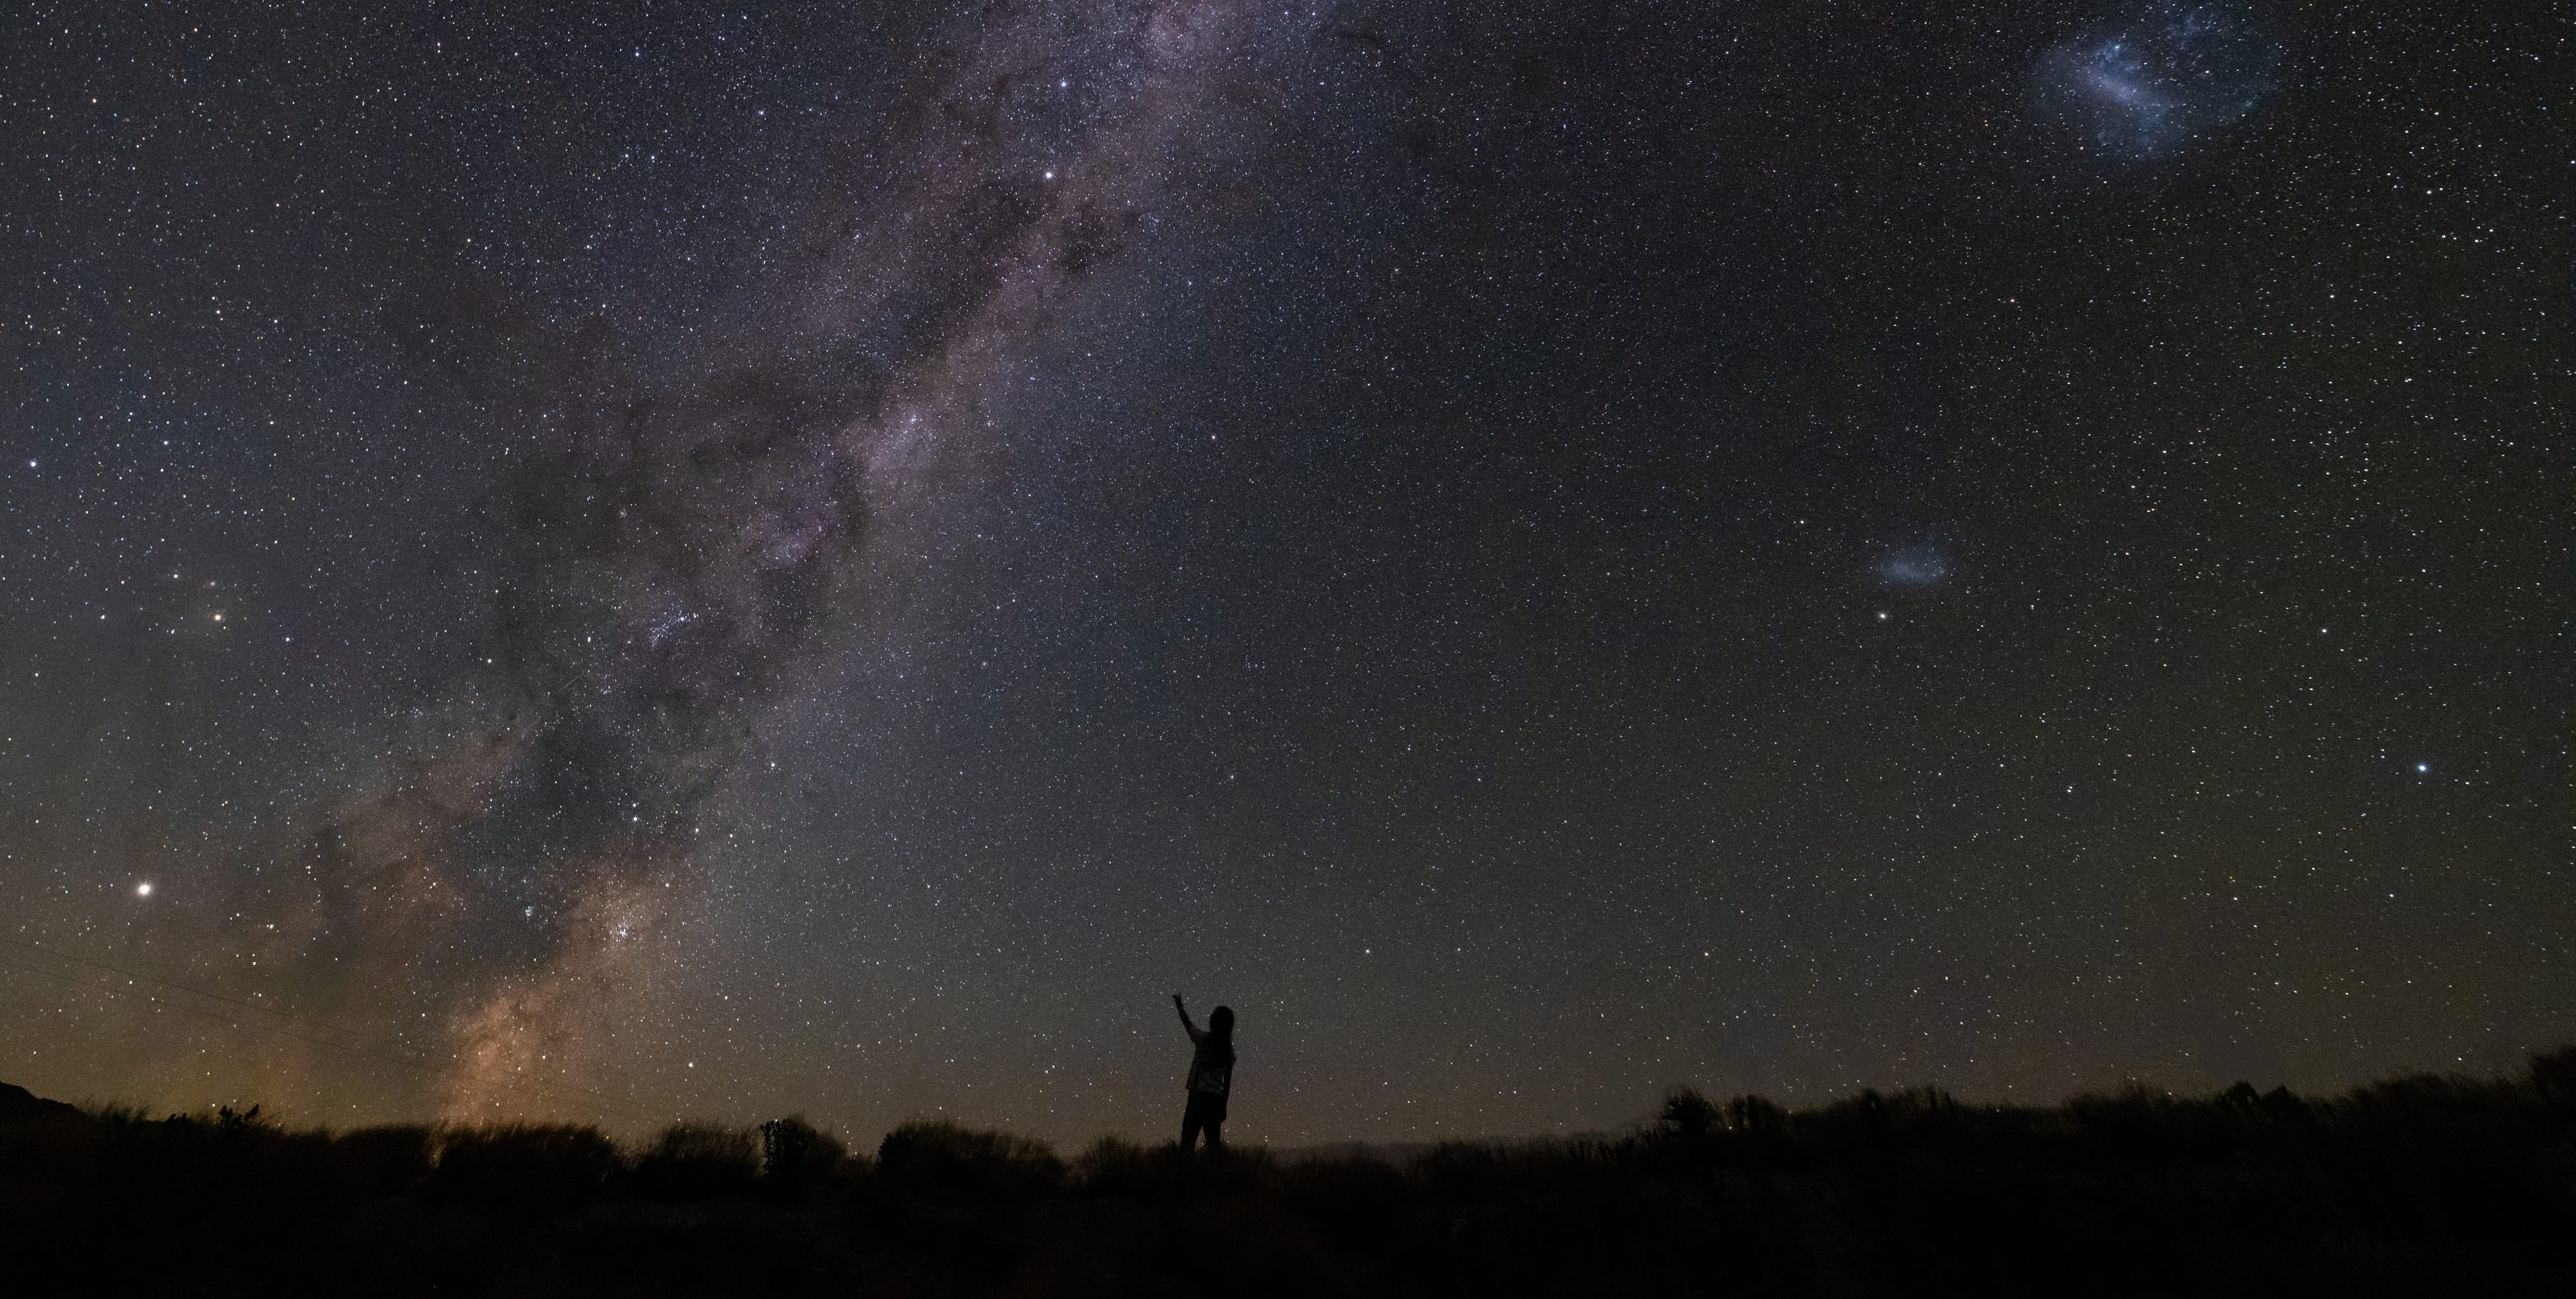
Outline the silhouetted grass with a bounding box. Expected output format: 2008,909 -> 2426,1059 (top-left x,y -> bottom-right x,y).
3,1051 -> 2571,1295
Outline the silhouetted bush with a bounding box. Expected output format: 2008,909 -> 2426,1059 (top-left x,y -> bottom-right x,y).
1071,1132 -> 1162,1196
423,1122 -> 623,1212
327,1123 -> 436,1197
1652,1085 -> 1721,1148
875,1117 -> 1065,1200
634,1121 -> 761,1200
759,1114 -> 850,1197
2532,1045 -> 2576,1109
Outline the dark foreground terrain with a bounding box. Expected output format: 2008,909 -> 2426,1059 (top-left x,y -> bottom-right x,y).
5,1053 -> 2573,1297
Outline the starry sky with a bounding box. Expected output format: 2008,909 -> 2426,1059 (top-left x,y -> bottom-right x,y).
1,0 -> 2566,1144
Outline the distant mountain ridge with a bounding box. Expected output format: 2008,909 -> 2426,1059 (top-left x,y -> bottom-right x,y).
0,1082 -> 79,1120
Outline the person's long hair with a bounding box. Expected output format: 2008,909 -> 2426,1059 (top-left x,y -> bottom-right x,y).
1208,1005 -> 1235,1054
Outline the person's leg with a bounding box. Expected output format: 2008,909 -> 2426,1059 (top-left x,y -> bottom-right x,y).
1204,1114 -> 1223,1153
1180,1102 -> 1205,1151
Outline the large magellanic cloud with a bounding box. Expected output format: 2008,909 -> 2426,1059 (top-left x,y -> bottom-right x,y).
2031,2 -> 2283,163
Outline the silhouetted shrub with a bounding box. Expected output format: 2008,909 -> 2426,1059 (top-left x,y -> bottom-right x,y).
875,1117 -> 1064,1200
759,1114 -> 849,1195
327,1124 -> 436,1197
1071,1133 -> 1165,1197
634,1121 -> 761,1200
2532,1046 -> 2576,1109
1727,1092 -> 1791,1139
1655,1085 -> 1720,1143
424,1122 -> 622,1212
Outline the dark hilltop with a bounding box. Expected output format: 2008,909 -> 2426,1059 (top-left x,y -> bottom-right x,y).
6,1048 -> 2574,1297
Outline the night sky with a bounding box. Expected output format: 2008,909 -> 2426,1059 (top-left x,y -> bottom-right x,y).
1,1 -> 2566,1144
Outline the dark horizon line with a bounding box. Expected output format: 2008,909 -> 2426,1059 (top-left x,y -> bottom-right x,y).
15,1041 -> 2572,1149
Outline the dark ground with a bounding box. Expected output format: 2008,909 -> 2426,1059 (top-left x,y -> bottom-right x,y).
5,1052 -> 2573,1297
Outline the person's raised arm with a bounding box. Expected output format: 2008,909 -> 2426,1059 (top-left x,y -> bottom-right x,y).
1173,992 -> 1204,1042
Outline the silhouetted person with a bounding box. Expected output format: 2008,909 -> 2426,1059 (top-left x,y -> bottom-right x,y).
1172,993 -> 1234,1153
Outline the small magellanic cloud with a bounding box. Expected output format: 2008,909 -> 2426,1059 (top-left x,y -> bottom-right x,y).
1877,543 -> 1955,588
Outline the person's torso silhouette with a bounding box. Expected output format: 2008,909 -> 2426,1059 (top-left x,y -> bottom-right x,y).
1173,994 -> 1234,1152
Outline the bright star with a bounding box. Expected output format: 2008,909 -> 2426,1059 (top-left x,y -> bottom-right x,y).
2415,763 -> 2428,773
136,882 -> 152,897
